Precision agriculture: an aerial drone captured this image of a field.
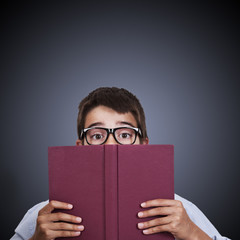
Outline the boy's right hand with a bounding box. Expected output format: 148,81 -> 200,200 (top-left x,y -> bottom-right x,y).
30,200 -> 84,240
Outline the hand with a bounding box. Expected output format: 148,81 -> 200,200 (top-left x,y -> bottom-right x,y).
137,199 -> 211,240
30,200 -> 84,240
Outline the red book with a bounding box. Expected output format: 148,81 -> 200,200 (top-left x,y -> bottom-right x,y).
48,144 -> 174,240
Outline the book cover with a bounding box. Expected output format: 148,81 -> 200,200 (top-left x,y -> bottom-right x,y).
48,144 -> 174,240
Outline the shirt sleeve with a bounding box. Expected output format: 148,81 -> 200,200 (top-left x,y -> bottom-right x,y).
10,200 -> 49,240
9,233 -> 24,240
175,194 -> 231,240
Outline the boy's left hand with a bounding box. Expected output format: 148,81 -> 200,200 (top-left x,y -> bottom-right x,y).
137,199 -> 210,240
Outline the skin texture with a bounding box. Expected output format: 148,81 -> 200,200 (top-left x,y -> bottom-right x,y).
30,106 -> 211,240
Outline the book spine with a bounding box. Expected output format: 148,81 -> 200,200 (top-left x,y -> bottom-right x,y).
104,145 -> 118,240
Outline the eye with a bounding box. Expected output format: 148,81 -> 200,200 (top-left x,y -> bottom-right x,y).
119,132 -> 132,139
86,128 -> 107,141
90,133 -> 104,140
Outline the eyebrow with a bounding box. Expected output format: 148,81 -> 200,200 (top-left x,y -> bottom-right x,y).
117,121 -> 136,127
86,121 -> 136,129
86,122 -> 104,128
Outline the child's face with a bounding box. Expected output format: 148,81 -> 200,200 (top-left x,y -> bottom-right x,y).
76,105 -> 148,145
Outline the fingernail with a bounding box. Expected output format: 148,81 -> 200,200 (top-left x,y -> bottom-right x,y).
141,202 -> 146,207
143,229 -> 149,234
138,212 -> 143,217
74,231 -> 81,236
76,217 -> 82,222
138,223 -> 144,229
77,225 -> 84,231
68,204 -> 73,209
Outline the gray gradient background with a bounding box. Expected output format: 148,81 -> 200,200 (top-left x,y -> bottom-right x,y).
1,2 -> 239,239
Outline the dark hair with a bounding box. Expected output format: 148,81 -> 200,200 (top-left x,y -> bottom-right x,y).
77,87 -> 148,142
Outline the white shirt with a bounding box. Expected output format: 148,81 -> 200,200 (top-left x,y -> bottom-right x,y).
10,194 -> 230,240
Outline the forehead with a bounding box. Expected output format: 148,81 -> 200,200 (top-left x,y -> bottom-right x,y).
85,105 -> 137,128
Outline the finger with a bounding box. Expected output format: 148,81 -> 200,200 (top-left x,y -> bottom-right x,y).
138,216 -> 172,229
47,212 -> 82,223
49,222 -> 84,232
138,206 -> 175,218
39,200 -> 73,215
45,229 -> 81,239
141,199 -> 181,208
142,224 -> 170,235
55,230 -> 82,238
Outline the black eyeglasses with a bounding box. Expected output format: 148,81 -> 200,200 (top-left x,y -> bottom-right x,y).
80,127 -> 142,145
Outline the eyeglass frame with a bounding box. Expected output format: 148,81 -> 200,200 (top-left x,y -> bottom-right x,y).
80,126 -> 142,145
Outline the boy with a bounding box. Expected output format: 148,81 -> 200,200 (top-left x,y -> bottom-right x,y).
11,87 -> 230,240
